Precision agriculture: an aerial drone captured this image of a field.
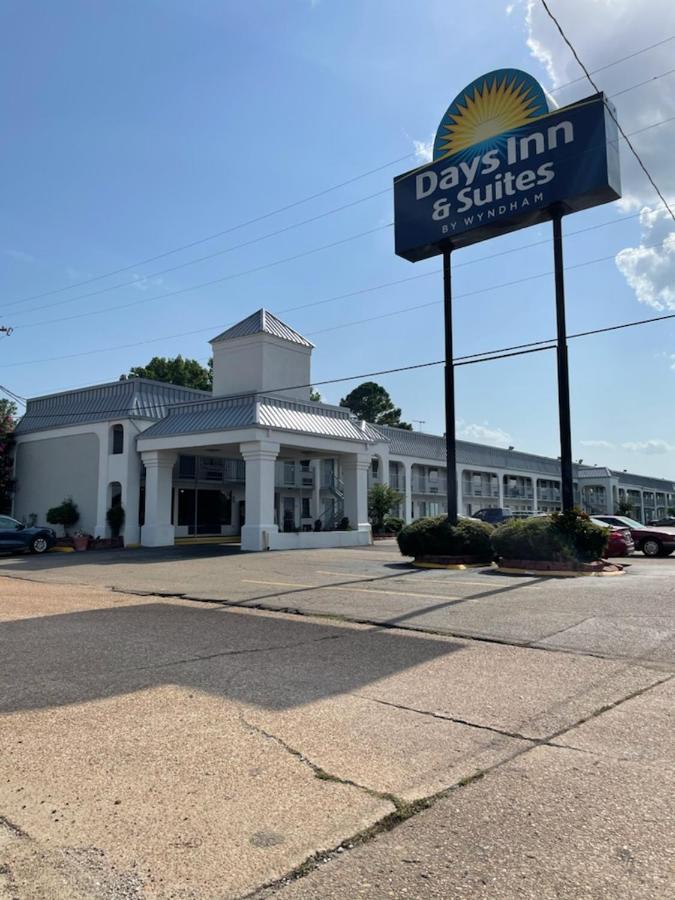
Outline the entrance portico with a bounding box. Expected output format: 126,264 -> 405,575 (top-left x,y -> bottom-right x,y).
136,391 -> 387,551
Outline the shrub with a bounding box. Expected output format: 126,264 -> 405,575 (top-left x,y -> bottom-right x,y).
491,509 -> 608,563
46,497 -> 80,535
368,483 -> 402,533
397,515 -> 494,560
106,503 -> 125,538
383,515 -> 405,534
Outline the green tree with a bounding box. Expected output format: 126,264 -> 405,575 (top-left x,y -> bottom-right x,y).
309,388 -> 321,401
122,355 -> 212,391
368,483 -> 402,533
616,498 -> 634,516
0,399 -> 16,514
339,382 -> 412,429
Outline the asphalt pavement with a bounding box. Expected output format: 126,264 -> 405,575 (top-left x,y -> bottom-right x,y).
0,543 -> 673,898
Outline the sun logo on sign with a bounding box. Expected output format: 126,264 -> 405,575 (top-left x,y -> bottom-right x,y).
433,69 -> 550,161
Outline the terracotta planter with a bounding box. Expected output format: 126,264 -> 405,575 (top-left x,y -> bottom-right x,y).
72,535 -> 89,552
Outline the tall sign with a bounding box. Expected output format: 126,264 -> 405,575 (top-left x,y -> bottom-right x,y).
394,69 -> 622,519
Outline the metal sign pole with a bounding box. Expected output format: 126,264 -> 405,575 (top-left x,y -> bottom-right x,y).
552,209 -> 575,511
443,248 -> 458,524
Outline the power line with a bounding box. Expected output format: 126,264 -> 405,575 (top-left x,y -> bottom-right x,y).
0,383 -> 26,407
548,34 -> 675,94
7,74 -> 675,322
2,196 -> 674,371
539,0 -> 675,223
1,188 -> 391,316
14,224 -> 392,331
7,155 -> 413,307
15,309 -> 675,420
8,109 -> 674,333
6,35 -> 674,312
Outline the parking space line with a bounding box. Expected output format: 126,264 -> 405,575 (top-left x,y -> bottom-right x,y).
241,579 -> 459,601
316,570 -> 488,587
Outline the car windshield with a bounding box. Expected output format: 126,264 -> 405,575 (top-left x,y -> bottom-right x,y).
0,516 -> 21,529
616,516 -> 645,529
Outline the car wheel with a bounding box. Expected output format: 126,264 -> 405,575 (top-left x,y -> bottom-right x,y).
642,539 -> 661,558
29,536 -> 49,554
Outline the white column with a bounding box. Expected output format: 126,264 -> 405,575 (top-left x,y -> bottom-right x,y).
532,478 -> 538,513
342,452 -> 372,538
312,460 -> 322,521
403,460 -> 413,523
122,453 -> 142,546
240,440 -> 280,551
498,471 -> 505,508
140,450 -> 177,547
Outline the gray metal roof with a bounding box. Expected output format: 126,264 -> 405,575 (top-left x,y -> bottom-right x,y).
138,394 -> 384,443
15,378 -> 211,435
377,425 -> 675,491
377,426 -> 564,476
615,471 -> 675,491
210,309 -> 314,348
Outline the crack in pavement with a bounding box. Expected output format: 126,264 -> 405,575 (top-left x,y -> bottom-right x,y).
354,695 -> 537,742
238,712 -> 403,812
241,673 -> 674,899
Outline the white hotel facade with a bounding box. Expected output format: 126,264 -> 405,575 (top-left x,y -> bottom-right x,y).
13,310 -> 675,551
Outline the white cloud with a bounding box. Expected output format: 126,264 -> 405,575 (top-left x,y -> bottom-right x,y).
413,137 -> 433,164
458,420 -> 512,448
519,0 -> 675,304
580,439 -> 615,449
131,273 -> 165,292
4,248 -> 35,263
621,439 -> 675,454
615,206 -> 675,309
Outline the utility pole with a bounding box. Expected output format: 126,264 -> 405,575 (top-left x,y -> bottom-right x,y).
413,420 -> 426,431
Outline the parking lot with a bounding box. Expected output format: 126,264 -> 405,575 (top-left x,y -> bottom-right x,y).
1,543 -> 673,898
1,540 -> 674,665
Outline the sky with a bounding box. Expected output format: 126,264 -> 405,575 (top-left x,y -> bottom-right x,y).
1,0 -> 675,478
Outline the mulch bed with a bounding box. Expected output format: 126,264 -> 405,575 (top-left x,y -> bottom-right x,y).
498,558 -> 624,575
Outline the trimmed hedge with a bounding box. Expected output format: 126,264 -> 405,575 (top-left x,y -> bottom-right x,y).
491,509 -> 608,563
397,515 -> 494,560
383,515 -> 405,535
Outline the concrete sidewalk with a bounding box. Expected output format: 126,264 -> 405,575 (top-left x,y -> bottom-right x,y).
1,574 -> 672,899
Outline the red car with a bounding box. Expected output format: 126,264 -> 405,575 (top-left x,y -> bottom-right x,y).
593,515 -> 675,558
591,518 -> 634,557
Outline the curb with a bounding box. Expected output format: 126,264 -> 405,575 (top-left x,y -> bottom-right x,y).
497,565 -> 625,578
413,561 -> 490,570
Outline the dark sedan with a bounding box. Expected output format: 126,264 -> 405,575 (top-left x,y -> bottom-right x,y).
0,515 -> 56,554
648,516 -> 675,527
593,515 -> 675,558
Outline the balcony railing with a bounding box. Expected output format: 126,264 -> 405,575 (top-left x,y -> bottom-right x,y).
412,477 -> 447,494
389,474 -> 406,492
462,486 -> 499,498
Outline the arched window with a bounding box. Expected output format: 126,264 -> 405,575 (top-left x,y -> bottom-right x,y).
111,424 -> 124,455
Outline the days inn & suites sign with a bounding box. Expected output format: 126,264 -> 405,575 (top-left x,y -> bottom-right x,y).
394,69 -> 622,260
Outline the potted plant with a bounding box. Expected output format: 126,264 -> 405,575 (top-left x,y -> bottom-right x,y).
72,530 -> 90,552
106,503 -> 125,540
46,497 -> 80,540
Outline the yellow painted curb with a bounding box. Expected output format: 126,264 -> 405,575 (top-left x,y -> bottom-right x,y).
413,561 -> 490,570
497,565 -> 625,578
50,546 -> 75,553
174,536 -> 240,545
